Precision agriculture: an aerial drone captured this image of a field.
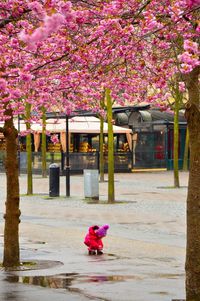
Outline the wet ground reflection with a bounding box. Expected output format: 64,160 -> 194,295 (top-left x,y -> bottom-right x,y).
5,273 -> 142,290
3,271 -> 185,301
0,260 -> 63,272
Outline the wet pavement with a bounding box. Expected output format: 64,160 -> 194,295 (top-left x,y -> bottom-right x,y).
0,171 -> 188,300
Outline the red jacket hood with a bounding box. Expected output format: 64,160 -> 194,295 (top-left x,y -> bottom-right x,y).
88,226 -> 99,235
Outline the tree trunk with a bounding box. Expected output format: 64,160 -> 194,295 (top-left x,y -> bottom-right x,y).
185,66 -> 200,301
41,107 -> 47,178
183,127 -> 189,171
26,132 -> 33,194
99,115 -> 105,182
173,88 -> 180,188
106,88 -> 115,203
3,113 -> 20,267
25,103 -> 33,195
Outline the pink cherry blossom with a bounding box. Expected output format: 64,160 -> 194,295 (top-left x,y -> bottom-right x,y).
28,1 -> 45,19
0,79 -> 7,92
50,134 -> 59,144
184,40 -> 199,53
186,0 -> 200,7
19,72 -> 33,82
179,82 -> 186,92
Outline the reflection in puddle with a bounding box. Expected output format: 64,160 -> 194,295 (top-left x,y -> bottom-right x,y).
151,273 -> 184,279
151,291 -> 169,295
87,253 -> 129,261
4,272 -> 182,300
79,274 -> 142,283
1,260 -> 63,272
21,273 -> 78,288
6,273 -> 78,290
5,273 -> 142,290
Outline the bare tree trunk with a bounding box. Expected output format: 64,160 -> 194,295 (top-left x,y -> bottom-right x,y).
106,88 -> 115,203
173,87 -> 180,188
26,131 -> 33,194
183,127 -> 189,171
185,66 -> 200,301
41,107 -> 47,178
99,115 -> 105,182
3,112 -> 20,267
25,103 -> 33,195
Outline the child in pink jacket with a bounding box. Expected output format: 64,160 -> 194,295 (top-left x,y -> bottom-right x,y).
84,224 -> 109,255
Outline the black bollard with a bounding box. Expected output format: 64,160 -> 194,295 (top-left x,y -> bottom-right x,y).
49,163 -> 60,197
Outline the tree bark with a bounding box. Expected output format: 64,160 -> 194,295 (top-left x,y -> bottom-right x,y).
25,103 -> 33,195
185,66 -> 200,301
173,86 -> 181,187
106,88 -> 115,203
41,107 -> 47,178
183,127 -> 189,171
26,131 -> 33,194
173,91 -> 180,188
99,115 -> 105,182
3,113 -> 20,267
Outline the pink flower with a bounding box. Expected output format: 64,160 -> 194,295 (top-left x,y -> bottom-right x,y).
50,134 -> 59,144
59,1 -> 72,16
24,64 -> 34,71
187,0 -> 200,7
10,89 -> 22,98
178,50 -> 200,72
184,40 -> 199,53
180,63 -> 193,73
44,14 -> 65,35
19,13 -> 65,49
28,1 -> 45,19
19,72 -> 33,82
0,78 -> 7,92
179,82 -> 186,92
10,38 -> 19,49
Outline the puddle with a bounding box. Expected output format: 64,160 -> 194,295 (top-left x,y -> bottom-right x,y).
26,240 -> 46,244
150,291 -> 169,295
84,200 -> 136,204
157,186 -> 187,189
3,272 -> 145,301
5,272 -> 142,290
87,253 -> 128,261
0,260 -> 63,272
121,193 -> 139,196
150,273 -> 184,279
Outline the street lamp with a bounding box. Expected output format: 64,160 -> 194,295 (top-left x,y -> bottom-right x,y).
65,115 -> 70,197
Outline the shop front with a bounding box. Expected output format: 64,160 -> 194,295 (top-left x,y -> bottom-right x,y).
127,109 -> 187,170
0,116 -> 133,174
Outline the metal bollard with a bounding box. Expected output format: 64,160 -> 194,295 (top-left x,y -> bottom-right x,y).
49,163 -> 60,197
84,169 -> 99,200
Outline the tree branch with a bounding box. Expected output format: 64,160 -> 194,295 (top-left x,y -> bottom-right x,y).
121,0 -> 152,20
0,9 -> 31,29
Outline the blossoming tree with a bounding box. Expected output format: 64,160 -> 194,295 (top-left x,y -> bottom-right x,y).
1,1 -> 200,299
0,0 -> 79,267
22,1 -> 199,299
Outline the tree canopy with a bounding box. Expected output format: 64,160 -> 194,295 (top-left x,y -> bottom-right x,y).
0,0 -> 199,122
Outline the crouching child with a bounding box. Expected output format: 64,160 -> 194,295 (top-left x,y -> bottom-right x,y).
84,224 -> 109,255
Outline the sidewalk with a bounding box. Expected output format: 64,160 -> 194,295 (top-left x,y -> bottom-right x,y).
0,171 -> 188,301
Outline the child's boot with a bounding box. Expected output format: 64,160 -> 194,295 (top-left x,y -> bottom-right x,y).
88,250 -> 96,255
97,250 -> 103,255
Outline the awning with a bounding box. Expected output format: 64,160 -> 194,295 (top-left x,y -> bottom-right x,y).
31,116 -> 132,134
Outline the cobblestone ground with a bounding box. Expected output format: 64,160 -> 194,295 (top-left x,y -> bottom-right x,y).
0,171 -> 188,301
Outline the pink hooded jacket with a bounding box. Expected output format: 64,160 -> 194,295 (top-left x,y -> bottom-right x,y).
84,225 -> 103,250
